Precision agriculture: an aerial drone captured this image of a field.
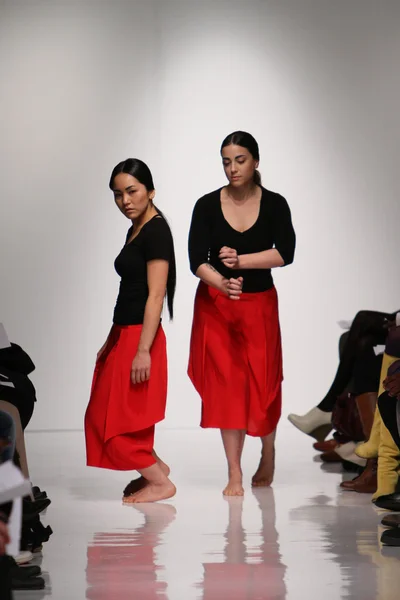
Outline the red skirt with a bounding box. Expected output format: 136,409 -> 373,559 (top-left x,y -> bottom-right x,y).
85,324 -> 167,470
188,283 -> 282,437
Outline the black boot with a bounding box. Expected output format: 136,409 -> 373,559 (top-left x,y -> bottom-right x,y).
23,497 -> 51,521
21,515 -> 53,553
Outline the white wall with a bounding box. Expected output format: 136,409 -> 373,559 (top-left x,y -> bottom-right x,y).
1,0 -> 399,431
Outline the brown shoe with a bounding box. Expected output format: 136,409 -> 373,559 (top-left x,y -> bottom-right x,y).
340,458 -> 377,493
382,514 -> 400,528
321,450 -> 342,462
314,439 -> 338,452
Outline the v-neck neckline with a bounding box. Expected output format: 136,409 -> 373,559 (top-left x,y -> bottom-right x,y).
218,187 -> 263,234
125,214 -> 162,246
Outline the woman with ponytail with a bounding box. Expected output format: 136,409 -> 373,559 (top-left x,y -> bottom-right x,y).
188,131 -> 295,496
85,158 -> 176,503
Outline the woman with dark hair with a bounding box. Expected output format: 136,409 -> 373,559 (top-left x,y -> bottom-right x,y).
188,131 -> 295,496
85,158 -> 176,504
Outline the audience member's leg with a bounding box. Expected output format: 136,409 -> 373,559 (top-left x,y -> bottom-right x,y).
378,392 -> 400,449
0,410 -> 16,463
339,344 -> 380,492
318,311 -> 390,412
0,401 -> 30,479
353,342 -> 383,399
373,390 -> 400,500
386,326 -> 400,359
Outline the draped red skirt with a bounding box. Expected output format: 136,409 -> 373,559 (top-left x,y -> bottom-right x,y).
85,324 -> 167,471
188,283 -> 283,437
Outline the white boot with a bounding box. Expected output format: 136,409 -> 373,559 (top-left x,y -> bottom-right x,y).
335,441 -> 367,468
14,551 -> 33,565
288,407 -> 332,441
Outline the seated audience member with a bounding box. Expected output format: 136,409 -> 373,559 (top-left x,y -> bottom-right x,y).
288,309 -> 399,442
374,327 -> 400,546
0,327 -> 52,590
0,335 -> 37,479
1,408 -> 46,591
337,321 -> 400,501
370,325 -> 400,510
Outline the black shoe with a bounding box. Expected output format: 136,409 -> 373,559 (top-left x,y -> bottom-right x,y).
33,491 -> 48,501
11,563 -> 42,579
21,515 -> 53,553
12,575 -> 45,590
381,513 -> 400,528
381,527 -> 400,546
373,493 -> 400,511
32,486 -> 48,500
23,497 -> 51,521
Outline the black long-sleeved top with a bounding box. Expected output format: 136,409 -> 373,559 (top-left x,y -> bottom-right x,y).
188,187 -> 295,293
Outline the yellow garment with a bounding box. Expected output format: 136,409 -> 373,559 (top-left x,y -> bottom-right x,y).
373,418 -> 400,500
356,353 -> 395,460
356,406 -> 380,459
361,352 -> 400,500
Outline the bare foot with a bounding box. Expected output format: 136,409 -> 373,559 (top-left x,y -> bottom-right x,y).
223,472 -> 244,497
123,460 -> 170,499
252,447 -> 275,487
124,481 -> 176,504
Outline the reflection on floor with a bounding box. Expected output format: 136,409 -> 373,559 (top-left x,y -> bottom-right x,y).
16,425 -> 400,600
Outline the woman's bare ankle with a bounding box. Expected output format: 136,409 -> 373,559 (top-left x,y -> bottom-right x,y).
228,467 -> 242,480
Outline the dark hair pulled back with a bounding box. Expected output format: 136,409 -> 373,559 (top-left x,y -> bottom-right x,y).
220,131 -> 261,186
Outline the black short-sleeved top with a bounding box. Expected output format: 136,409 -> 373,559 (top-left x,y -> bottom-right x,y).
113,215 -> 173,325
188,187 -> 296,293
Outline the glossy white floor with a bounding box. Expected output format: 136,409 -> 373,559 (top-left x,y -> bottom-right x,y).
17,424 -> 400,600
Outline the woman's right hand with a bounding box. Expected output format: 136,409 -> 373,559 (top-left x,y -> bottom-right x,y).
222,277 -> 243,300
96,341 -> 108,362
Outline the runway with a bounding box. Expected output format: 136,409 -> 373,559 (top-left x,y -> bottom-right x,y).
18,424 -> 400,600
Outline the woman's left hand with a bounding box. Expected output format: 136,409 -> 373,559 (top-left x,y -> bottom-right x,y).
219,246 -> 239,269
383,373 -> 400,398
131,350 -> 151,385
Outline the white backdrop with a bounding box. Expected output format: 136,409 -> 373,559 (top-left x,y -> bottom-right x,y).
1,0 -> 399,431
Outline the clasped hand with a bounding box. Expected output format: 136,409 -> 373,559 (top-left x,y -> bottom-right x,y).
219,246 -> 243,300
222,276 -> 243,300
219,246 -> 239,269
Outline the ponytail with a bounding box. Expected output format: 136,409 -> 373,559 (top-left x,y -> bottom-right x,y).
153,206 -> 176,321
253,169 -> 262,186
